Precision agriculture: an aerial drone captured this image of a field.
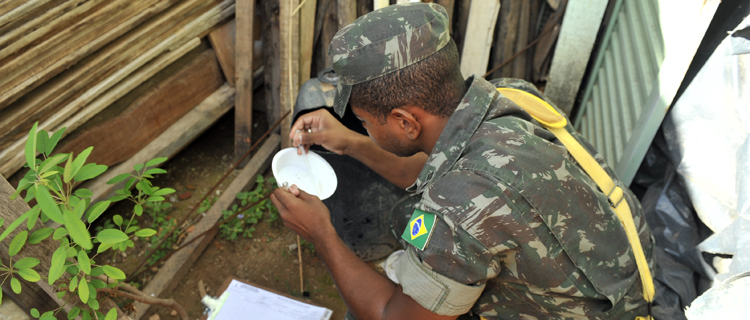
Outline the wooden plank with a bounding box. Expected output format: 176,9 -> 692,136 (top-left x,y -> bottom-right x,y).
208,19 -> 237,86
312,0 -> 337,74
0,176 -> 129,320
533,17 -> 561,81
488,0 -> 520,79
357,0 -> 372,17
261,0 -> 282,126
280,0 -> 300,149
545,0 -> 608,115
0,38 -> 202,178
0,0 -> 55,29
56,49 -> 223,167
83,84 -> 236,202
235,0 -> 255,165
0,0 -> 208,148
454,0 -> 471,56
0,0 -> 103,62
459,0 -> 500,77
299,0 -> 317,84
0,0 -> 27,17
337,0 -> 356,27
132,134 -> 281,319
0,0 -> 162,106
511,0 -> 529,79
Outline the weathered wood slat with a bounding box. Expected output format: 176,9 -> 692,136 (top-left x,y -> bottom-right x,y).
0,0 -> 103,62
235,0 -> 255,165
0,0 -> 28,17
454,0 -> 471,55
512,0 -> 530,79
0,0 -> 163,106
261,0 -> 282,127
0,0 -> 212,148
0,38 -> 203,178
132,134 -> 281,319
489,0 -> 521,79
83,84 -> 236,203
460,0 -> 500,77
56,48 -> 223,168
0,0 -> 55,29
337,0 -> 356,28
209,19 -> 238,86
299,0 -> 317,84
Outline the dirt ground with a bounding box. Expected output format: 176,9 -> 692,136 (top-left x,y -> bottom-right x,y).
100,112 -> 362,320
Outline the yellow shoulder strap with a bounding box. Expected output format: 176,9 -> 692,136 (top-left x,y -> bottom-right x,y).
495,88 -> 655,304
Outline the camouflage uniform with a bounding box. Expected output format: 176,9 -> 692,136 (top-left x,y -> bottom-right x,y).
329,3 -> 654,319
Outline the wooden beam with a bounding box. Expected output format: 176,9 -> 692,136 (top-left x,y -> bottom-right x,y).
312,0 -> 338,74
357,0 -> 372,17
0,0 -> 55,29
132,134 -> 281,319
280,0 -> 300,149
235,0 -> 256,165
454,0 -> 471,56
459,0 -> 500,77
261,0 -> 282,127
0,0 -> 207,149
545,0 -> 607,115
0,38 -> 202,178
337,0 -> 356,28
299,0 -> 317,84
489,0 -> 521,79
511,0 -> 529,79
56,48 -> 223,168
83,84 -> 236,203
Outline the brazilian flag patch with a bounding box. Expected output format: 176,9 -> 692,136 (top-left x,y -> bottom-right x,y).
401,209 -> 437,251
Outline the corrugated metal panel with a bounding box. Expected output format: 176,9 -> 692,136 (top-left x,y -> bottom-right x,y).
573,0 -> 718,185
575,0 -> 664,172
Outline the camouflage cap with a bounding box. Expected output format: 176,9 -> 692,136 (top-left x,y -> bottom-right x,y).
328,2 -> 451,116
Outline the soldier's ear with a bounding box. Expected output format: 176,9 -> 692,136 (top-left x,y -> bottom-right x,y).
390,108 -> 421,141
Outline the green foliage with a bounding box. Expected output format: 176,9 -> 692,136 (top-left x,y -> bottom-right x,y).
143,201 -> 179,266
0,123 -> 176,319
218,175 -> 279,240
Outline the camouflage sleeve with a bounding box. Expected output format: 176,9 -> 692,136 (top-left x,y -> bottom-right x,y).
395,169 -> 521,315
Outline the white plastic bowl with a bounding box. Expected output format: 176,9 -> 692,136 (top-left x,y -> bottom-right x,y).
271,148 -> 337,200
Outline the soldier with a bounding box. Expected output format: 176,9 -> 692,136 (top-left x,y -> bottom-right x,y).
270,3 -> 654,319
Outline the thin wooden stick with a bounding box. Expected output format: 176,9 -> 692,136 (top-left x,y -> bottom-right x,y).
297,235 -> 304,292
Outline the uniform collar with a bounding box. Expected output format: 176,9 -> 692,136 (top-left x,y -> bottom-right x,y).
406,76 -> 499,193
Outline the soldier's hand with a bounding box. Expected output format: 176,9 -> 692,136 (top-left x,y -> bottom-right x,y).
270,184 -> 335,243
290,109 -> 361,155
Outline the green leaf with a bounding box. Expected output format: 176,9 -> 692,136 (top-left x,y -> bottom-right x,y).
69,276 -> 78,291
113,214 -> 123,226
28,228 -> 54,244
0,218 -> 3,228
40,311 -> 56,320
35,185 -> 64,224
96,242 -> 112,254
63,210 -> 92,250
106,173 -> 131,185
74,163 -> 108,183
39,154 -> 69,174
91,279 -> 106,289
126,226 -> 140,233
78,250 -> 91,274
49,246 -> 66,285
56,291 -> 65,299
136,180 -> 153,195
31,308 -> 40,318
73,201 -> 86,219
124,177 -> 136,190
86,200 -> 110,223
11,278 -> 21,294
14,257 -> 40,269
87,283 -> 96,302
25,122 -> 39,169
67,307 -> 81,320
134,228 -> 157,237
145,157 -> 168,167
82,310 -> 91,320
134,204 -> 143,216
0,208 -> 35,242
134,163 -> 144,172
9,231 -> 28,256
102,265 -> 126,280
18,268 -> 41,282
46,127 -> 66,156
104,308 -> 117,320
53,227 -> 68,240
153,188 -> 176,196
63,151 -> 74,183
144,168 -> 167,175
70,147 -> 93,180
90,267 -> 104,277
78,277 -> 89,303
147,196 -> 165,202
36,130 -> 49,155
96,229 -> 128,244
26,206 -> 40,230
88,298 -> 99,311
74,188 -> 93,198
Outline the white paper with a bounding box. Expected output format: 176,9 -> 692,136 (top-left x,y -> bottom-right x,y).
213,280 -> 332,320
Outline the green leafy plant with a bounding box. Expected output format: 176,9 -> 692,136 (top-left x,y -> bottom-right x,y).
143,201 -> 180,266
218,175 -> 279,240
0,123 -> 181,319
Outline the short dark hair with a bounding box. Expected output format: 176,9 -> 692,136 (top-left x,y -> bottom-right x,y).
350,39 -> 466,122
